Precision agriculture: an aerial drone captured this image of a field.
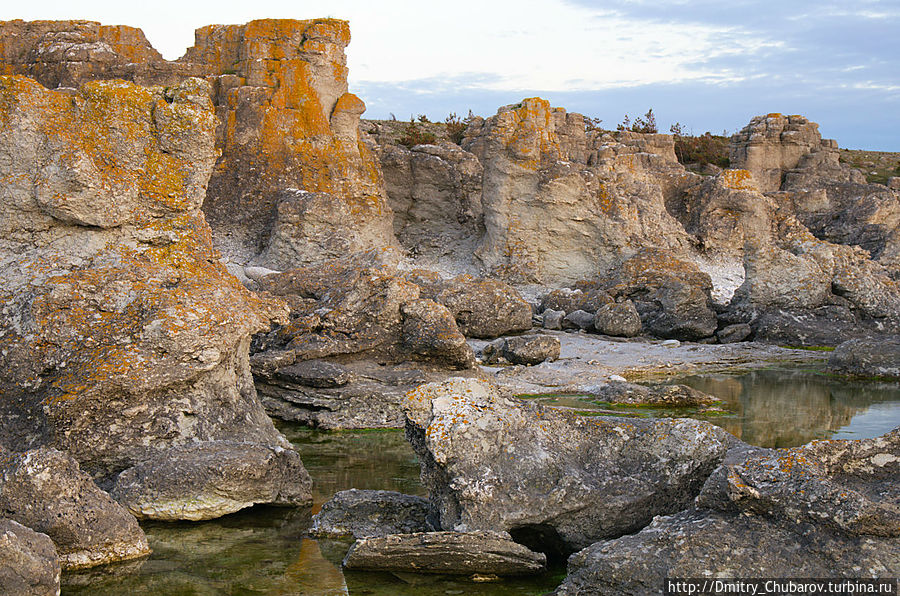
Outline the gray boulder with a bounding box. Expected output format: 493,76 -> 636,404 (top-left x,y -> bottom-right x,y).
556,430 -> 900,595
562,310 -> 595,331
541,289 -> 612,316
400,299 -> 477,369
0,448 -> 149,569
404,378 -> 735,554
0,519 -> 60,596
717,322 -> 752,343
828,337 -> 900,379
542,308 -> 565,330
342,531 -> 546,576
502,335 -> 561,365
310,489 -> 431,539
593,301 -> 641,337
110,441 -> 312,521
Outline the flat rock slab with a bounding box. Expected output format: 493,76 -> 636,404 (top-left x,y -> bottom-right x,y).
593,381 -> 718,406
0,519 -> 60,596
342,531 -> 546,576
310,489 -> 431,539
111,441 -> 312,521
0,448 -> 149,570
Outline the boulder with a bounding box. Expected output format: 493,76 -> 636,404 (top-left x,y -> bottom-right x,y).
592,301 -> 642,337
0,448 -> 149,569
342,531 -> 546,576
414,274 -> 533,339
400,299 -> 476,369
556,430 -> 900,594
273,359 -> 352,388
827,337 -> 900,379
0,76 -> 297,498
110,442 -> 312,521
597,249 -> 718,340
404,378 -> 735,554
717,323 -> 752,344
502,335 -> 561,365
593,382 -> 718,407
542,309 -> 565,330
309,489 -> 431,539
0,519 -> 60,596
541,289 -> 612,316
562,310 -> 595,331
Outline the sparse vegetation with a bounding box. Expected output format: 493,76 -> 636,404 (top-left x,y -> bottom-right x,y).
839,149 -> 900,185
584,116 -> 604,133
617,109 -> 657,134
670,124 -> 730,171
445,110 -> 476,145
397,118 -> 437,148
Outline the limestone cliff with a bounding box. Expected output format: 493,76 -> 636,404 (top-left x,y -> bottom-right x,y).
0,18 -> 395,266
0,75 -> 308,495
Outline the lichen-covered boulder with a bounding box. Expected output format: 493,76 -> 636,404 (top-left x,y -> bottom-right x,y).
110,442 -> 312,521
0,519 -> 60,596
414,274 -> 533,339
342,531 -> 546,576
592,301 -> 641,337
0,448 -> 149,569
502,335 -> 561,365
556,430 -> 900,595
404,378 -> 735,554
310,489 -> 432,539
0,76 -> 300,493
597,249 -> 718,340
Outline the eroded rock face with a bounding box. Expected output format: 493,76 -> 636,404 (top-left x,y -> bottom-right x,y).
310,489 -> 432,539
0,519 -> 60,596
342,531 -> 547,576
459,98 -> 694,284
404,378 -> 735,554
110,442 -> 312,521
556,430 -> 900,594
0,18 -> 394,265
0,448 -> 149,570
0,76 -> 305,490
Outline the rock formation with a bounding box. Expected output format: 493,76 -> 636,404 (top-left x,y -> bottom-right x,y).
0,75 -> 308,513
310,489 -> 432,539
0,18 -> 394,266
404,378 -> 735,554
556,430 -> 900,594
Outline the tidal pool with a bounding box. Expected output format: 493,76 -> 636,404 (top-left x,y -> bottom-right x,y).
61,368 -> 899,594
62,428 -> 565,595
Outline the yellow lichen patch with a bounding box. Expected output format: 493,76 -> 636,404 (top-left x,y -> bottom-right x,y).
720,169 -> 757,191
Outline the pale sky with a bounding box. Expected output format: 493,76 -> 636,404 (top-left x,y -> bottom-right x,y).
7,0 -> 900,150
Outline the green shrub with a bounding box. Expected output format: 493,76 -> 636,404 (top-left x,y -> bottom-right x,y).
398,119 -> 437,148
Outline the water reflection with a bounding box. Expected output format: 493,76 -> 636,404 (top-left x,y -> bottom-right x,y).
676,368 -> 900,447
62,428 -> 563,595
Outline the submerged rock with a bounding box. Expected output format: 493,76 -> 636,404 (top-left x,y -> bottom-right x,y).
342,531 -> 546,576
556,430 -> 900,594
593,382 -> 718,406
828,337 -> 900,379
310,489 -> 431,539
0,519 -> 60,596
110,442 -> 312,521
404,378 -> 735,554
0,448 -> 149,570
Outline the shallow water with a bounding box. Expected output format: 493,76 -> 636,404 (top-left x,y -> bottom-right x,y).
62,428 -> 564,595
62,368 -> 899,594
